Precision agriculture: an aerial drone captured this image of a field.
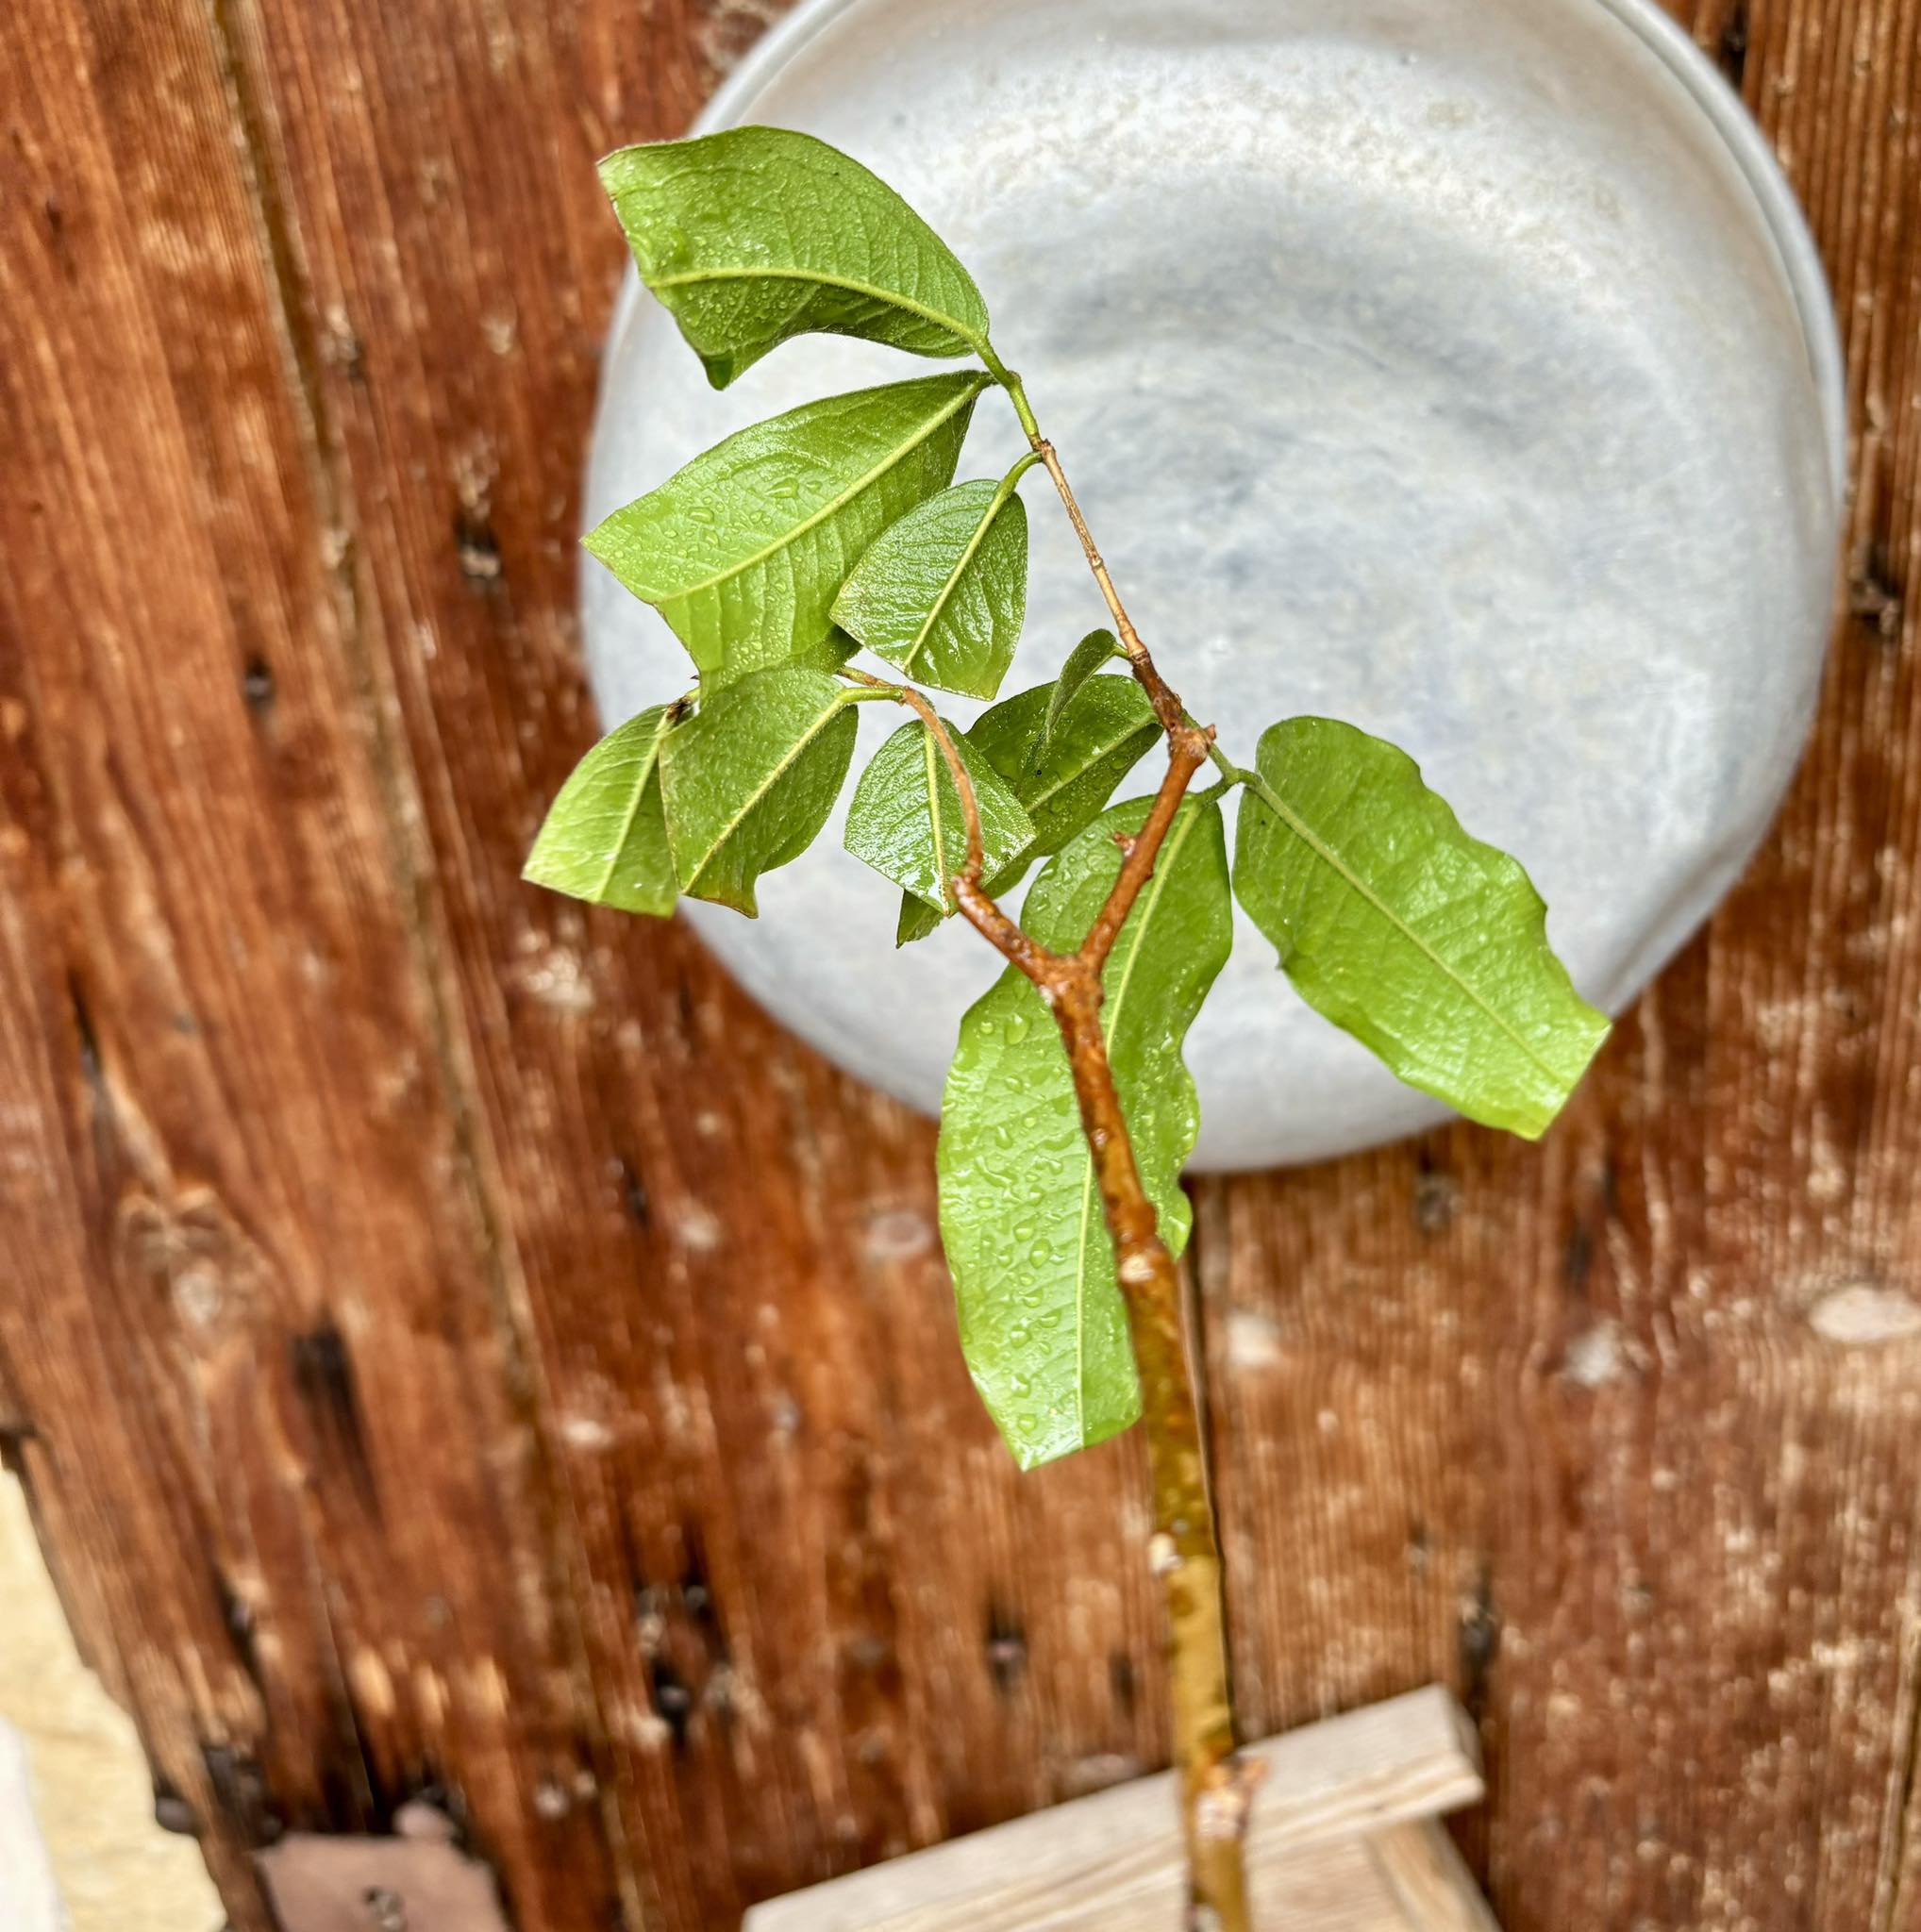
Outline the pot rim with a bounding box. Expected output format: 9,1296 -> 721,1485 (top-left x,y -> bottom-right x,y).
604,0 -> 1847,516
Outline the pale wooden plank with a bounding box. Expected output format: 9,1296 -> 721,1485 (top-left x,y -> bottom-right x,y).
746,1688 -> 1481,1930
1367,1822 -> 1501,1931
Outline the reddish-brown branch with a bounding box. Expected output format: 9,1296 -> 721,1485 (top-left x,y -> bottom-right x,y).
844,668 -> 987,884
1048,972 -> 1259,1929
1027,437 -> 1188,741
1080,724 -> 1213,976
946,697 -> 1247,1932
944,372 -> 1254,1928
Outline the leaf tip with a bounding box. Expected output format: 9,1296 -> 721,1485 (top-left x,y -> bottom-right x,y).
579,514 -> 620,566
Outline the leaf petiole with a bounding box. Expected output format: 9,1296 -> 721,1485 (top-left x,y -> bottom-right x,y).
981,345 -> 1044,443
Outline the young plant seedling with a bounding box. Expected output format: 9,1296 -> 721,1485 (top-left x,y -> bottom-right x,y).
527,126 -> 1609,1932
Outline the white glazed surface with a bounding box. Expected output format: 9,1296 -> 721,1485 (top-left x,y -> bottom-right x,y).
580,0 -> 1844,1170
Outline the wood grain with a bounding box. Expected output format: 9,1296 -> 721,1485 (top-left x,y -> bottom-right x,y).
1194,6 -> 1921,1930
2,2 -> 1164,1928
1,0 -> 1918,1928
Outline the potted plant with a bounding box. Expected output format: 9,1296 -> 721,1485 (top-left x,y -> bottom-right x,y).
526,126 -> 1607,1928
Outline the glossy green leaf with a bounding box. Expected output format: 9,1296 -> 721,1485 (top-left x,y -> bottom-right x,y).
659,667 -> 859,914
522,702 -> 682,916
585,374 -> 988,687
896,673 -> 1161,944
938,795 -> 1232,1469
845,718 -> 1034,912
1043,629 -> 1121,747
1233,717 -> 1609,1138
600,127 -> 992,389
831,475 -> 1029,699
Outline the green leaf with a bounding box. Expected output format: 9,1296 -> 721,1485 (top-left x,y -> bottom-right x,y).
1233,717 -> 1610,1138
896,673 -> 1160,944
845,718 -> 1034,912
523,702 -> 682,916
600,127 -> 993,389
971,674 -> 1161,853
585,374 -> 988,688
659,667 -> 859,914
1043,629 -> 1120,747
831,473 -> 1030,699
938,795 -> 1233,1469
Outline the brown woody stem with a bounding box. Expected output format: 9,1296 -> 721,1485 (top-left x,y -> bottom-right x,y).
1081,722 -> 1213,975
944,362 -> 1256,1930
844,669 -> 988,882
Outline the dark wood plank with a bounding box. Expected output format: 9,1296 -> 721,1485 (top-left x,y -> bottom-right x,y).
0,0 -> 1170,1925
209,0 -> 1173,1914
0,2 -> 633,1924
1197,5 -> 1921,1929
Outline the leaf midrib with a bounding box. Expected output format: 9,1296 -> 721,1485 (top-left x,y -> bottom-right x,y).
898,484 -> 1009,677
647,264 -> 988,358
921,725 -> 950,910
1245,769 -> 1564,1083
666,377 -> 985,601
684,692 -> 850,893
589,712 -> 668,901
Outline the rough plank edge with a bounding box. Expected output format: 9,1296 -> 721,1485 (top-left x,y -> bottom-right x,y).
1366,1819 -> 1501,1931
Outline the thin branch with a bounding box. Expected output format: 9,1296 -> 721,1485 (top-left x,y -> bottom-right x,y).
1081,724 -> 1213,976
997,373 -> 1189,741
954,875 -> 1059,980
840,666 -> 985,881
848,355 -> 1250,1922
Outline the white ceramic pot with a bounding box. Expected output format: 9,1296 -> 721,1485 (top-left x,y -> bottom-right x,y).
580,0 -> 1846,1170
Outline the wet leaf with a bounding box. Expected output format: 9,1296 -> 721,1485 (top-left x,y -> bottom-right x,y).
1233,716 -> 1609,1138
845,717 -> 1034,913
585,374 -> 988,687
938,796 -> 1232,1468
659,666 -> 859,914
522,702 -> 681,916
602,126 -> 993,389
832,475 -> 1028,699
1043,628 -> 1120,747
896,674 -> 1159,943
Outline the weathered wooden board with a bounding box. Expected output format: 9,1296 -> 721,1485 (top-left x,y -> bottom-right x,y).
0,2 -> 1161,1928
1,0 -> 1918,1929
1195,6 -> 1921,1929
